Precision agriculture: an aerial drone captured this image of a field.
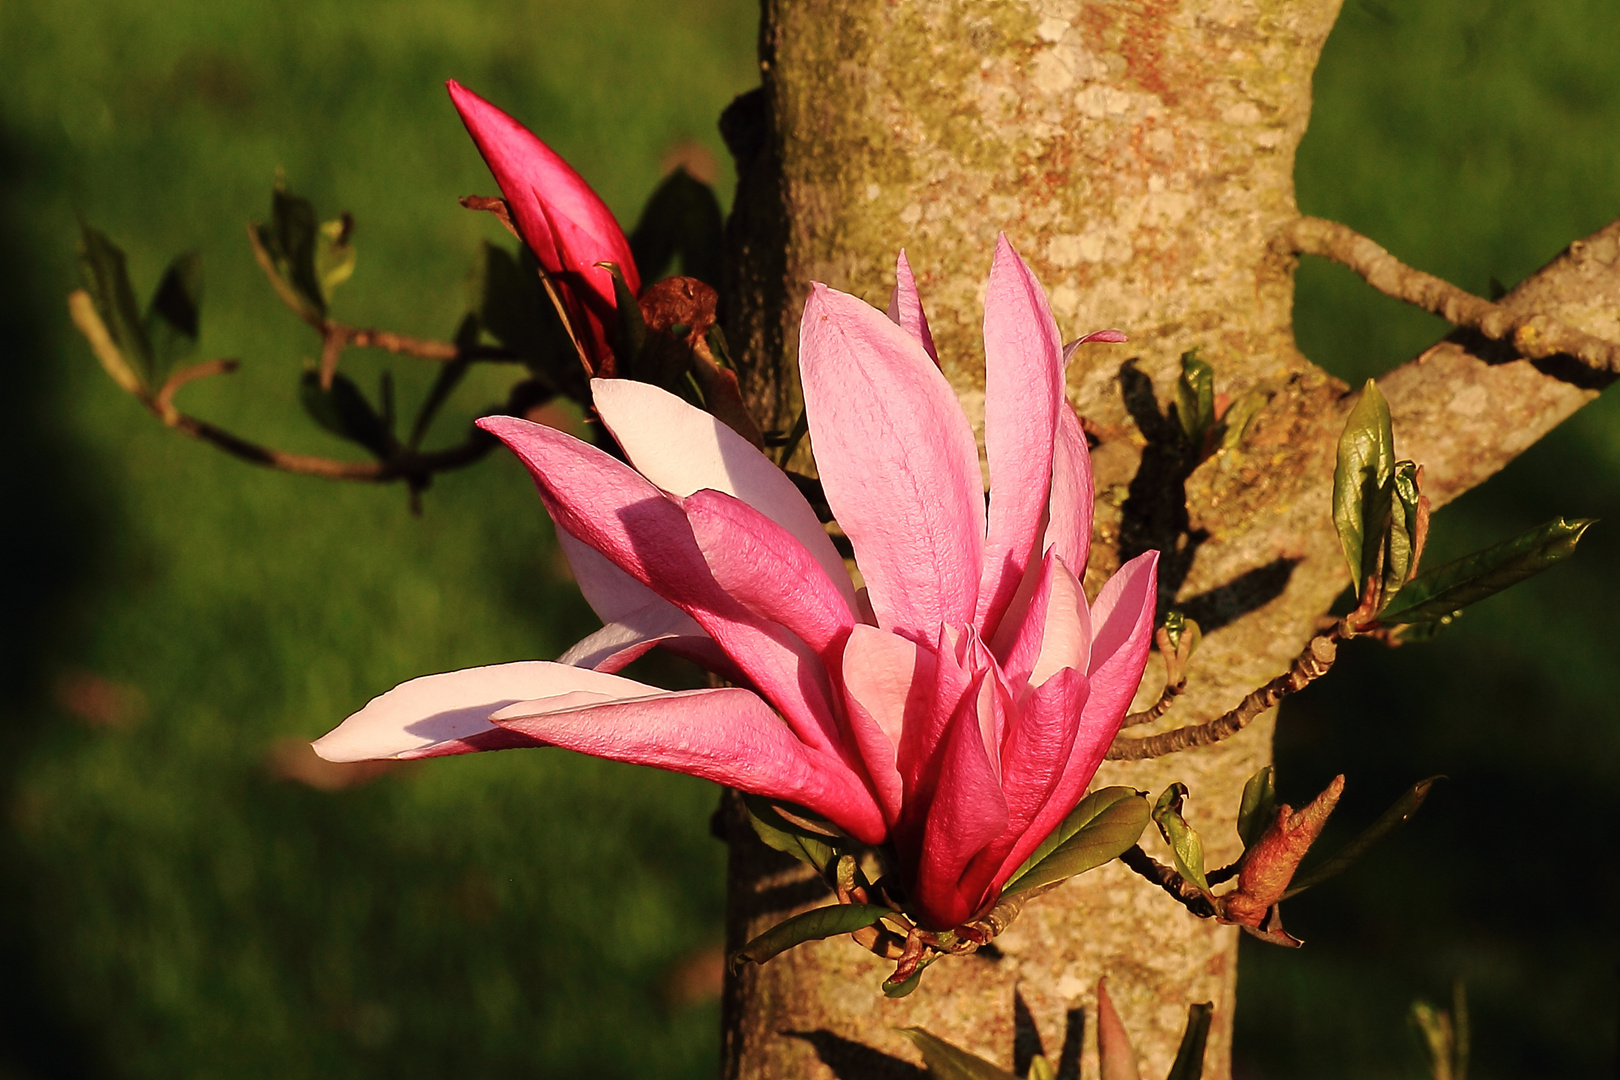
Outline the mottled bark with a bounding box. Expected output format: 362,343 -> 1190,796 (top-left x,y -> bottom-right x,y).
718,2 -> 1620,1079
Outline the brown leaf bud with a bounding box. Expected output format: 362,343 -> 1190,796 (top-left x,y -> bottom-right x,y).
1222,774 -> 1344,927
1096,978 -> 1142,1080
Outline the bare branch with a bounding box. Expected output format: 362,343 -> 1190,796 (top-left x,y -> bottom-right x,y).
1107,627 -> 1342,760
1120,675 -> 1185,730
1281,216 -> 1620,375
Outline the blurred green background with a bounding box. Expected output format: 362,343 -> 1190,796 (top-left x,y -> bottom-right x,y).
0,1 -> 1614,1077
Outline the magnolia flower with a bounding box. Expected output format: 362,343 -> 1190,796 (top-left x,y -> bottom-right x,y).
315,237 -> 1158,931
448,80 -> 638,371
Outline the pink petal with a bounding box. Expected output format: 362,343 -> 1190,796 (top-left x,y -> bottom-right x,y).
839,624 -> 935,823
1044,401 -> 1095,579
976,235 -> 1064,638
799,284 -> 985,638
912,671 -> 1011,929
683,489 -> 855,656
479,415 -> 844,755
556,601 -> 709,673
998,551 -> 1092,691
1002,550 -> 1159,869
962,666 -> 1089,897
313,660 -> 659,763
491,686 -> 887,844
885,250 -> 938,365
1061,328 -> 1128,362
591,378 -> 855,608
446,81 -> 638,294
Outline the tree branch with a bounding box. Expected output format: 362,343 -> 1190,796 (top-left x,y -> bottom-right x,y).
1107,627 -> 1342,760
1282,216 -> 1620,375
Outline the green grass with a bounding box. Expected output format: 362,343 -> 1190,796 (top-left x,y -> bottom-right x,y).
2,0 -> 1618,1077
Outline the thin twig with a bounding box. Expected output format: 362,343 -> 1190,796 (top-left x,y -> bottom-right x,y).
1120,846 -> 1218,919
1281,216 -> 1620,375
1120,676 -> 1185,729
1106,624 -> 1346,760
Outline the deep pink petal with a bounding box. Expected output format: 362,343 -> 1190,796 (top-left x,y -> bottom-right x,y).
962,666 -> 1089,897
478,415 -> 844,755
1000,550 -> 1159,873
684,489 -> 855,656
491,686 -> 887,844
592,378 -> 855,608
885,250 -> 938,365
1061,328 -> 1128,362
799,284 -> 985,638
912,671 -> 1011,928
447,81 -> 637,294
839,625 -> 936,823
1044,401 -> 1095,579
313,661 -> 659,763
976,235 -> 1064,638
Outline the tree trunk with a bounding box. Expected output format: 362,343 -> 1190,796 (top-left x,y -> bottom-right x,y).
718,2 -> 1619,1078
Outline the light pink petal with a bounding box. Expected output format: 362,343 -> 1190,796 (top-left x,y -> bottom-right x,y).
479,415 -> 844,754
1088,549 -> 1160,676
996,551 -> 1092,691
885,250 -> 938,365
976,235 -> 1064,638
799,284 -> 985,638
1061,328 -> 1128,362
591,378 -> 855,607
556,601 -> 708,673
912,672 -> 1011,929
683,489 -> 855,656
840,624 -> 936,823
447,81 -> 638,294
1044,401 -> 1095,578
556,529 -> 674,624
963,666 -> 1089,897
491,686 -> 887,845
313,660 -> 659,763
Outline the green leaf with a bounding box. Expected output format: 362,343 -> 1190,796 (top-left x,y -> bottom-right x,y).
144,250 -> 202,376
77,224 -> 153,382
1378,460 -> 1423,602
1164,1003 -> 1214,1080
1218,389 -> 1270,450
628,168 -> 724,287
1153,784 -> 1211,898
900,1028 -> 1019,1080
1176,349 -> 1216,447
298,369 -> 395,460
315,214 -> 356,301
729,904 -> 890,971
1004,787 -> 1150,894
1333,379 -> 1395,594
1283,776 -> 1441,899
1028,1055 -> 1057,1080
1236,767 -> 1278,850
1379,518 -> 1595,624
742,796 -> 841,876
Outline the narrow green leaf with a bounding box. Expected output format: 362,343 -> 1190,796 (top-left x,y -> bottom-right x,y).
1283,776 -> 1442,899
298,370 -> 394,460
77,224 -> 153,380
599,262 -> 647,381
1164,1003 -> 1214,1080
409,315 -> 476,450
1153,784 -> 1211,898
742,796 -> 841,876
1029,1055 -> 1057,1080
1176,350 -> 1216,447
901,1028 -> 1020,1080
1004,788 -> 1150,894
628,168 -> 725,287
1236,767 -> 1278,850
144,250 -> 202,376
1219,389 -> 1270,450
1333,380 -> 1395,594
1380,518 -> 1595,624
316,214 -> 356,301
68,290 -> 145,396
730,904 -> 889,970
